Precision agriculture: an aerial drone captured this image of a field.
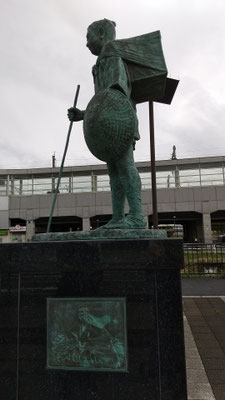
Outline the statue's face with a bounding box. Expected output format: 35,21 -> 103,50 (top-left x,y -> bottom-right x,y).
78,307 -> 89,322
86,26 -> 104,56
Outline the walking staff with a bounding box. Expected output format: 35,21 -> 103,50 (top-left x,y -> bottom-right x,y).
46,85 -> 80,233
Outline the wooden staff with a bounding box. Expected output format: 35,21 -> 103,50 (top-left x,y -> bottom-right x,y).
46,85 -> 80,233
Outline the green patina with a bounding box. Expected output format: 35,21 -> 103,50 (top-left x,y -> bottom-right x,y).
47,298 -> 128,372
68,19 -> 167,230
33,228 -> 167,242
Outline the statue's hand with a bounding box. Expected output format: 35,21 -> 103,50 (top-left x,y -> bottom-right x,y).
67,107 -> 85,122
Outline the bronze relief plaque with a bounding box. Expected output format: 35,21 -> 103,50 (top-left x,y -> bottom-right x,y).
47,297 -> 128,372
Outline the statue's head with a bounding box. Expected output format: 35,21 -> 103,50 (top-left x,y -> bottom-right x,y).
78,306 -> 89,322
86,18 -> 116,56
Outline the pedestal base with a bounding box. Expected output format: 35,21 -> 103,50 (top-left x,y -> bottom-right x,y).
0,238 -> 187,400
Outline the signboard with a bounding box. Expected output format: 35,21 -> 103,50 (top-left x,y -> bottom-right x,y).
9,224 -> 26,233
47,298 -> 128,372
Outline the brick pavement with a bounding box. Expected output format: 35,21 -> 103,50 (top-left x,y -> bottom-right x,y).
183,297 -> 225,400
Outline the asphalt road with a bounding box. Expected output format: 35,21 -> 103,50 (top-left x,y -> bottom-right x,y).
181,278 -> 225,296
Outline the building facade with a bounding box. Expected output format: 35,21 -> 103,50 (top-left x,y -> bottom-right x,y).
1,156 -> 225,243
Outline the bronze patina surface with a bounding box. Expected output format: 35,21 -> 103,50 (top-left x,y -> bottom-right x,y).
67,19 -> 167,229
84,89 -> 136,163
32,229 -> 167,242
47,297 -> 127,372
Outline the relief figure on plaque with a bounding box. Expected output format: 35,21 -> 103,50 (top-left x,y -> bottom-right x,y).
47,299 -> 127,371
69,306 -> 125,368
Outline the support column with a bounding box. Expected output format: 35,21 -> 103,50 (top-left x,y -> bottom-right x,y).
82,217 -> 90,232
91,172 -> 97,192
26,220 -> 35,242
196,219 -> 203,242
202,213 -> 212,244
144,216 -> 149,228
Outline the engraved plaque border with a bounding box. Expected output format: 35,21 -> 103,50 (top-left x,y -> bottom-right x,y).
47,297 -> 128,372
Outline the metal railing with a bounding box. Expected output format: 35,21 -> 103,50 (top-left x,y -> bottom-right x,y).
0,163 -> 225,196
182,243 -> 225,275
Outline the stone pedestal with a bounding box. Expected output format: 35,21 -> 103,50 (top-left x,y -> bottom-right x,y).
0,238 -> 187,400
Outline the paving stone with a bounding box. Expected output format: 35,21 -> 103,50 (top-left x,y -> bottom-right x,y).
186,382 -> 216,400
195,339 -> 222,350
198,347 -> 225,359
191,326 -> 213,333
185,337 -> 197,348
211,384 -> 225,400
206,317 -> 225,324
214,332 -> 225,343
186,357 -> 205,370
206,370 -> 225,384
187,319 -> 209,327
209,326 -> 225,334
185,310 -> 202,316
185,346 -> 201,358
186,368 -> 208,383
184,297 -> 225,400
218,340 -> 225,352
203,358 -> 225,370
194,333 -> 216,341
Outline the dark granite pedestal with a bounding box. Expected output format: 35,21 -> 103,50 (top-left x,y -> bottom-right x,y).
0,238 -> 187,400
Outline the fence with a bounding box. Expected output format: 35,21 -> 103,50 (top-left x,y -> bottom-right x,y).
1,161 -> 225,196
182,243 -> 225,275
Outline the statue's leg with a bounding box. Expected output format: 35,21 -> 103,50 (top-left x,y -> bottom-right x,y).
107,162 -> 126,222
96,145 -> 146,230
95,162 -> 126,229
115,145 -> 146,228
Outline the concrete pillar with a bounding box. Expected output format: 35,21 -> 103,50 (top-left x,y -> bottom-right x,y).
202,213 -> 212,244
26,220 -> 35,241
19,179 -> 23,195
82,217 -> 90,232
6,175 -> 10,196
91,173 -> 97,192
196,219 -> 203,242
11,177 -> 14,195
144,216 -> 149,228
175,166 -> 180,188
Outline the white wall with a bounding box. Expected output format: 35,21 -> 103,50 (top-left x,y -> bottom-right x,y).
0,196 -> 9,229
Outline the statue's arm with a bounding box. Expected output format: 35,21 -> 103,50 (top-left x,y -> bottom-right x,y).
109,57 -> 131,98
97,56 -> 131,98
67,107 -> 85,122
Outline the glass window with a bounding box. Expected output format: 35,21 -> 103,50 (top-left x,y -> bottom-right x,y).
73,176 -> 92,192
200,167 -> 223,186
156,171 -> 172,188
140,172 -> 151,189
0,177 -> 7,195
11,179 -> 23,195
33,178 -> 52,194
21,179 -> 33,195
97,175 -> 110,191
57,177 -> 71,193
179,169 -> 200,187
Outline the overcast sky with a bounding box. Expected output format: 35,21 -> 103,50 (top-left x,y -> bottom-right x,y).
1,0 -> 225,169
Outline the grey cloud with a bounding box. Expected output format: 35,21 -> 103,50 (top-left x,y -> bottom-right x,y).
0,0 -> 225,168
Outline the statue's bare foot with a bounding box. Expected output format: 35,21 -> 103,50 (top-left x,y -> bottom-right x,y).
95,218 -> 125,230
95,215 -> 146,230
120,215 -> 147,229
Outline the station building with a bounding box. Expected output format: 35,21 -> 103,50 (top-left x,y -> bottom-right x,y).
1,155 -> 225,243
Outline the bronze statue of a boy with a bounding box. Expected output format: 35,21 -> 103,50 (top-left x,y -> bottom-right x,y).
68,19 -> 167,229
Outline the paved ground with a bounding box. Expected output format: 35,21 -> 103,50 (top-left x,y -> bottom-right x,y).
183,297 -> 225,400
